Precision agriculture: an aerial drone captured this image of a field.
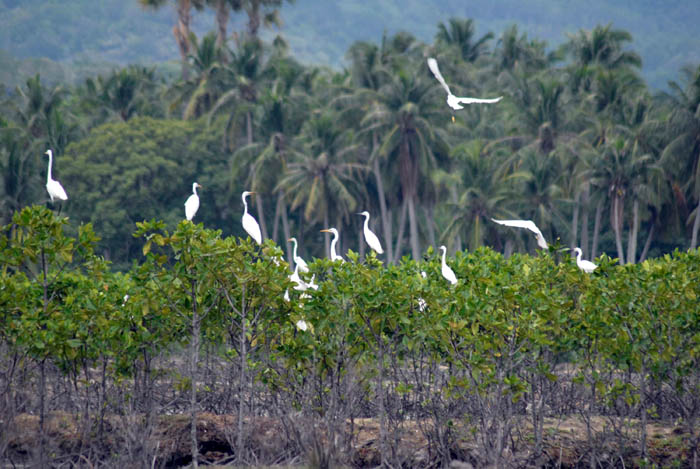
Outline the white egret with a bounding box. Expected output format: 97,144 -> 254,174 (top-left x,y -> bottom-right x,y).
358,211 -> 384,254
320,228 -> 344,262
491,218 -> 548,250
574,247 -> 597,273
288,237 -> 309,273
184,182 -> 202,221
296,319 -> 309,331
439,245 -> 458,285
427,58 -> 502,119
44,150 -> 68,202
241,191 -> 262,244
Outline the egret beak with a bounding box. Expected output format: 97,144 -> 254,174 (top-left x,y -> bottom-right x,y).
287,238 -> 293,242
451,115 -> 455,123
320,229 -> 331,233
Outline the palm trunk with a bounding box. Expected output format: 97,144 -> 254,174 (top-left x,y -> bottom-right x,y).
407,195 -> 420,260
394,198 -> 408,263
423,204 -> 436,251
627,199 -> 639,264
280,195 -> 292,268
449,186 -> 462,252
639,217 -> 656,262
580,184 -> 590,259
613,195 -> 626,264
214,0 -> 229,50
272,192 -> 282,243
174,0 -> 193,80
323,211 -> 330,258
691,198 -> 700,250
570,191 -> 580,250
591,200 -> 603,259
372,153 -> 393,264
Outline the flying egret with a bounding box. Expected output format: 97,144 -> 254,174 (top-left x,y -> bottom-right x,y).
44,149 -> 68,202
288,237 -> 309,273
184,182 -> 202,221
358,211 -> 383,254
439,245 -> 458,285
241,191 -> 262,244
491,218 -> 548,250
427,58 -> 502,121
574,247 -> 597,273
320,228 -> 344,262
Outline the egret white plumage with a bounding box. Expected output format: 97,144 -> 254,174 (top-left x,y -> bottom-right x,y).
320,228 -> 344,262
439,245 -> 458,285
296,320 -> 309,331
288,237 -> 309,273
44,149 -> 68,202
574,247 -> 597,273
184,182 -> 202,221
491,218 -> 548,250
358,211 -> 383,254
427,58 -> 502,115
241,191 -> 262,244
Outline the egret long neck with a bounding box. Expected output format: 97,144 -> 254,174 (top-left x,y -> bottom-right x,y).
292,239 -> 298,258
242,195 -> 248,215
192,183 -> 198,196
330,235 -> 338,258
46,152 -> 53,182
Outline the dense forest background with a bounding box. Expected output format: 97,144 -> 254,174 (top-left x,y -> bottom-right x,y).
2,0 -> 700,89
2,2 -> 700,467
1,0 -> 700,270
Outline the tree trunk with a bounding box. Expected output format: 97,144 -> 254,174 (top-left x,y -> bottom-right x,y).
323,210 -> 330,258
272,192 -> 282,243
407,195 -> 420,260
246,1 -> 261,36
591,200 -> 603,259
424,204 -> 436,251
691,198 -> 700,250
570,191 -> 580,250
280,193 -> 292,267
612,195 -> 626,264
394,198 -> 408,263
580,184 -> 590,259
174,0 -> 193,80
214,0 -> 229,50
448,186 -> 462,252
373,152 -> 393,264
237,287 -> 247,464
639,220 -> 655,262
627,199 -> 639,264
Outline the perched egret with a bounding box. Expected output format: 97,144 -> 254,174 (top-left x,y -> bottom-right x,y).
296,319 -> 309,331
491,218 -> 548,250
427,58 -> 502,120
439,245 -> 458,285
358,211 -> 383,254
288,237 -> 309,273
184,182 -> 202,221
320,228 -> 344,262
241,191 -> 262,244
44,150 -> 68,202
574,247 -> 597,273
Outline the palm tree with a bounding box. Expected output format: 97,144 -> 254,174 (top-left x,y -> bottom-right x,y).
231,0 -> 294,37
435,17 -> 494,63
493,24 -> 551,73
80,65 -> 163,124
169,32 -> 227,119
138,0 -> 205,80
662,64 -> 700,249
366,61 -> 447,260
275,109 -> 366,257
443,140 -> 521,251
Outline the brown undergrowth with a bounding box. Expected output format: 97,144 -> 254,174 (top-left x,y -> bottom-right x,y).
2,412 -> 695,468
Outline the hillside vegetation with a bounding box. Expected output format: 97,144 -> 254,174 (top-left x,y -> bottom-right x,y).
1,0 -> 700,89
